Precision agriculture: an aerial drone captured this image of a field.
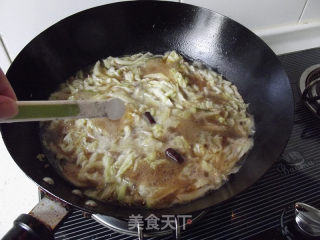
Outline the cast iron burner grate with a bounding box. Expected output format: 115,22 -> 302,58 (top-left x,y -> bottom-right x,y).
299,64 -> 320,118
54,48 -> 320,240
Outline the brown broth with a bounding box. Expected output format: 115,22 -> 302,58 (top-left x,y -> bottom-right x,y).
141,58 -> 172,77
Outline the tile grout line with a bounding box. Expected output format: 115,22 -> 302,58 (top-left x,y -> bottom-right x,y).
0,35 -> 12,64
298,0 -> 309,24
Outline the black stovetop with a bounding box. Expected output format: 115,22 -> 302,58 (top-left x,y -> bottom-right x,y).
54,48 -> 320,240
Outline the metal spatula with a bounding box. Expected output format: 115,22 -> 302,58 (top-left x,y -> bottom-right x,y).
0,98 -> 126,123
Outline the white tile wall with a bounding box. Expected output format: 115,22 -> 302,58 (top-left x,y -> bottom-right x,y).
181,0 -> 307,30
300,0 -> 320,23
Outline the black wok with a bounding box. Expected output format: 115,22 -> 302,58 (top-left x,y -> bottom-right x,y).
1,1 -> 293,221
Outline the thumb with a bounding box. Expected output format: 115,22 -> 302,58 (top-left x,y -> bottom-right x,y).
0,95 -> 18,119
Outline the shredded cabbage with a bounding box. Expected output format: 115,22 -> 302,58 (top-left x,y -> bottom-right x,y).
41,51 -> 254,208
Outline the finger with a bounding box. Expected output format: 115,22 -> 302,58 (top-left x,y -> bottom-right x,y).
0,95 -> 18,119
0,68 -> 17,100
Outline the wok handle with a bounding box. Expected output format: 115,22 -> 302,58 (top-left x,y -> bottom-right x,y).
2,197 -> 69,240
2,214 -> 54,240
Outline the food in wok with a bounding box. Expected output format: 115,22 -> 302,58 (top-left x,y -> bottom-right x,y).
41,51 -> 254,208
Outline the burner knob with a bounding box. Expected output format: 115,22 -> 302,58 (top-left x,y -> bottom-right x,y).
295,202 -> 320,237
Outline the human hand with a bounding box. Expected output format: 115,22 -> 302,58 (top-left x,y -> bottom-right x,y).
0,68 -> 17,119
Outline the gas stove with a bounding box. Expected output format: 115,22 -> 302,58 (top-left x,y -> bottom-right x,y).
53,48 -> 320,240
